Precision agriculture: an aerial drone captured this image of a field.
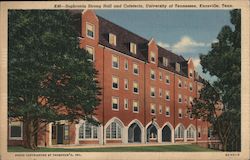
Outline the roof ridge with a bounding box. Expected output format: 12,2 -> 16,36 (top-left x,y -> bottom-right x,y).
97,15 -> 149,43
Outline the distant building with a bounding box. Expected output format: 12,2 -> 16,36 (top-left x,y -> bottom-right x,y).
8,10 -> 210,147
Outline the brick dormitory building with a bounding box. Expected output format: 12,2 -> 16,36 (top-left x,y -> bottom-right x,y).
8,10 -> 214,147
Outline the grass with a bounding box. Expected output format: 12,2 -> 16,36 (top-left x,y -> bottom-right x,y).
8,144 -> 218,152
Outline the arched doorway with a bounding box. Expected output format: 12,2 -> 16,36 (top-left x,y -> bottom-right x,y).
162,125 -> 171,142
147,124 -> 158,142
128,123 -> 141,143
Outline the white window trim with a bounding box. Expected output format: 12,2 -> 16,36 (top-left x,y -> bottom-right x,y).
109,33 -> 117,46
130,42 -> 137,54
124,79 -> 129,90
133,81 -> 139,94
106,122 -> 122,140
159,88 -> 162,98
112,76 -> 119,90
150,103 -> 156,115
133,100 -> 139,113
178,94 -> 182,103
150,87 -> 156,98
112,55 -> 119,69
112,96 -> 119,111
178,79 -> 182,88
9,121 -> 23,140
159,105 -> 162,114
165,75 -> 170,85
133,63 -> 139,75
86,22 -> 95,39
79,122 -> 99,140
189,83 -> 193,92
150,69 -> 156,80
159,72 -> 162,81
165,91 -> 170,101
124,59 -> 128,70
85,45 -> 95,62
178,109 -> 183,118
124,99 -> 129,110
165,107 -> 170,117
150,52 -> 156,64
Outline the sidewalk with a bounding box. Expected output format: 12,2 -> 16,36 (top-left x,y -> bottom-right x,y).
48,142 -> 191,149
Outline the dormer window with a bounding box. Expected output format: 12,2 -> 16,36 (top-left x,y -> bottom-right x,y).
176,63 -> 180,72
109,33 -> 116,46
130,42 -> 137,54
163,57 -> 168,66
150,52 -> 156,63
86,22 -> 94,39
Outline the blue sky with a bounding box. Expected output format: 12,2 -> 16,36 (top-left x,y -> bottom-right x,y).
95,10 -> 232,81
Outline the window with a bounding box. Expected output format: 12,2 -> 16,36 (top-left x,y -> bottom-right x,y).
150,52 -> 156,63
112,97 -> 119,110
109,33 -> 116,46
112,55 -> 119,69
150,69 -> 156,80
86,46 -> 95,61
178,108 -> 182,118
133,63 -> 139,75
189,97 -> 193,106
184,81 -> 187,88
189,69 -> 193,78
178,94 -> 182,103
184,96 -> 188,104
86,22 -> 94,39
79,121 -> 98,139
106,122 -> 122,139
163,57 -> 168,66
178,79 -> 182,88
189,83 -> 193,92
165,75 -> 170,84
176,63 -> 180,72
124,59 -> 128,70
165,90 -> 170,101
150,87 -> 155,97
133,81 -> 139,94
159,72 -> 162,81
124,79 -> 128,90
189,113 -> 193,119
112,76 -> 119,89
159,105 -> 162,114
159,88 -> 162,97
124,99 -> 128,110
175,124 -> 184,138
150,103 -> 156,115
9,121 -> 23,140
187,127 -> 195,139
166,107 -> 170,117
198,127 -> 201,138
133,100 -> 139,113
64,125 -> 69,140
130,42 -> 137,54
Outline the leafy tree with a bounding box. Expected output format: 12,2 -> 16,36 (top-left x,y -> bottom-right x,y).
8,10 -> 101,150
192,9 -> 241,151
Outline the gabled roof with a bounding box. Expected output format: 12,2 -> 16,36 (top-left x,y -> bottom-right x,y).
98,16 -> 148,61
97,15 -> 190,77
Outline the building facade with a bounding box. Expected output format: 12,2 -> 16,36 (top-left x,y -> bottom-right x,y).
8,10 -> 209,147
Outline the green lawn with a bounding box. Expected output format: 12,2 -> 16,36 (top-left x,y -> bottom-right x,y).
8,144 -> 218,152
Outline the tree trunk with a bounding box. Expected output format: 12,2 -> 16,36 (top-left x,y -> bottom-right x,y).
23,119 -> 38,150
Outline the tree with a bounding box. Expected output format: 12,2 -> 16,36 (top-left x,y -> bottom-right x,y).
192,9 -> 241,151
8,10 -> 101,150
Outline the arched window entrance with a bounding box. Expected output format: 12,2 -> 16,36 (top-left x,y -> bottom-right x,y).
147,124 -> 158,142
162,125 -> 171,142
128,123 -> 141,143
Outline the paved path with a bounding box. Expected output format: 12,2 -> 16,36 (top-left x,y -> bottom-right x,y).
48,142 -> 192,149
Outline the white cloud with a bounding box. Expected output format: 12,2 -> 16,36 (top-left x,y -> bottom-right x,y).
171,36 -> 207,53
157,41 -> 171,49
192,58 -> 201,69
